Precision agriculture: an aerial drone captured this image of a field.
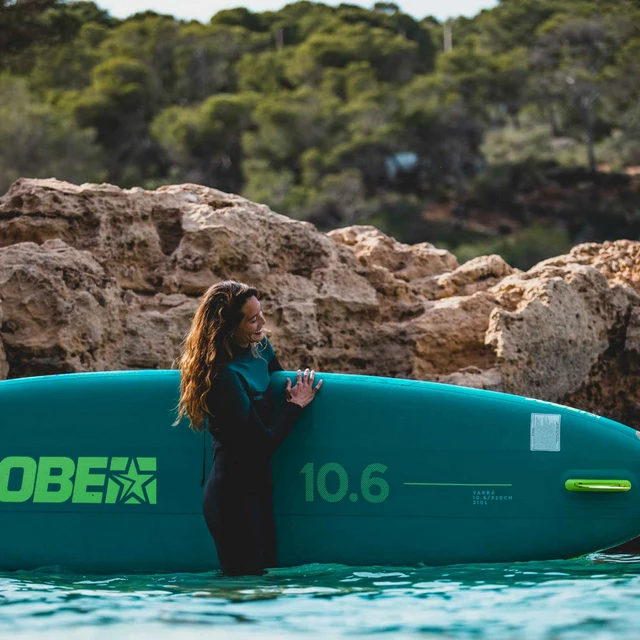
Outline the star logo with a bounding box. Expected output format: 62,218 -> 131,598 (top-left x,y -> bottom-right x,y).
108,458 -> 157,505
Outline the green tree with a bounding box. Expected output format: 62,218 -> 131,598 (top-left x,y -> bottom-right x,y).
0,1 -> 115,74
243,87 -> 343,173
0,0 -> 62,57
98,14 -> 181,107
437,43 -> 529,124
374,3 -> 400,14
237,49 -> 291,93
324,86 -> 402,193
29,21 -> 107,96
174,23 -> 252,102
261,2 -> 336,48
210,7 -> 267,32
286,22 -> 419,86
64,56 -> 158,184
152,93 -> 256,192
1,0 -> 639,258
471,0 -> 557,53
0,75 -> 104,193
400,73 -> 484,192
531,16 -> 621,172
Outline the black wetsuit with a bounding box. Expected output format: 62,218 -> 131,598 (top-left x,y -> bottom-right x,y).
203,338 -> 302,576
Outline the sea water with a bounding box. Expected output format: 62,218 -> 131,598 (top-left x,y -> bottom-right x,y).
2,554 -> 640,639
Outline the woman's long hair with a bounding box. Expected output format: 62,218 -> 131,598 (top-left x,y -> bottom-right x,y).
173,281 -> 258,432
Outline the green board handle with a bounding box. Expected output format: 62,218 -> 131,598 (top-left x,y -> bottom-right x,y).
565,479 -> 632,493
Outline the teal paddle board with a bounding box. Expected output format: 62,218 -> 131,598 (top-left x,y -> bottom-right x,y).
0,370 -> 639,573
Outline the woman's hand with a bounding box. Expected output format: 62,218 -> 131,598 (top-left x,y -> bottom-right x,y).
286,369 -> 322,408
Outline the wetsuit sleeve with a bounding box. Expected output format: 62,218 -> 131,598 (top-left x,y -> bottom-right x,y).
268,351 -> 284,373
264,338 -> 284,373
208,368 -> 302,454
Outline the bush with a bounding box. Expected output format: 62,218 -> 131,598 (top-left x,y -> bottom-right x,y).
453,223 -> 573,271
598,104 -> 640,169
482,123 -> 587,168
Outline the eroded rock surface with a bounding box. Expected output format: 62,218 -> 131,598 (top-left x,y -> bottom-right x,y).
1,179 -> 639,427
0,300 -> 8,380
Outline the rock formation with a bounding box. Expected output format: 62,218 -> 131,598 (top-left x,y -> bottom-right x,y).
1,178 -> 639,428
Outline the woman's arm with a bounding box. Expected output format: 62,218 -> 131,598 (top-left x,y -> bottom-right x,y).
269,354 -> 284,373
265,338 -> 284,373
207,368 -> 301,454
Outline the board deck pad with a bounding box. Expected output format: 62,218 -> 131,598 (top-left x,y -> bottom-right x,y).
1,370 -> 639,573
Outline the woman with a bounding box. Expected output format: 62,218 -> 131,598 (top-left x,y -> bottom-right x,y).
174,281 -> 322,575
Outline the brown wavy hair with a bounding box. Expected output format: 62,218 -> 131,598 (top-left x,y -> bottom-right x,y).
173,280 -> 258,432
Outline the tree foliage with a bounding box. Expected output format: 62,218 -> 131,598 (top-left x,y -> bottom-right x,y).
0,74 -> 104,193
1,0 -> 639,266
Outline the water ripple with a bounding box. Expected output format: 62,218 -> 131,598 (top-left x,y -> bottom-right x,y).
1,554 -> 640,639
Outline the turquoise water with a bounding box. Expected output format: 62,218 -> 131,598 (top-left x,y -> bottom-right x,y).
2,555 -> 640,639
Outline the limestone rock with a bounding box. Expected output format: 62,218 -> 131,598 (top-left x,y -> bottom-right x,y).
433,254 -> 516,299
0,178 -> 166,292
328,224 -> 458,320
413,292 -> 499,378
624,306 -> 640,355
120,294 -> 199,370
328,225 -> 458,281
435,366 -> 502,391
2,178 -> 640,430
0,239 -> 125,376
540,240 -> 640,294
0,300 -> 8,380
486,263 -> 638,402
0,179 -> 385,376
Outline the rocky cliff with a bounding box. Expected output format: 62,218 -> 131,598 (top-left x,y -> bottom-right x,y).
1,178 -> 639,427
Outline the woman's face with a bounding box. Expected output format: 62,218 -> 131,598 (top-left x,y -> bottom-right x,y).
233,296 -> 265,347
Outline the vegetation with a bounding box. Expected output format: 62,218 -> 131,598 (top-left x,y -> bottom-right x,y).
1,0 -> 639,268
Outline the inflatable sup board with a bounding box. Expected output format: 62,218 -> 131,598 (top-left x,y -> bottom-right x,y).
0,370 -> 639,572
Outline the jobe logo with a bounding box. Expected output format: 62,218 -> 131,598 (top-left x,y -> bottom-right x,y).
0,457 -> 157,505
